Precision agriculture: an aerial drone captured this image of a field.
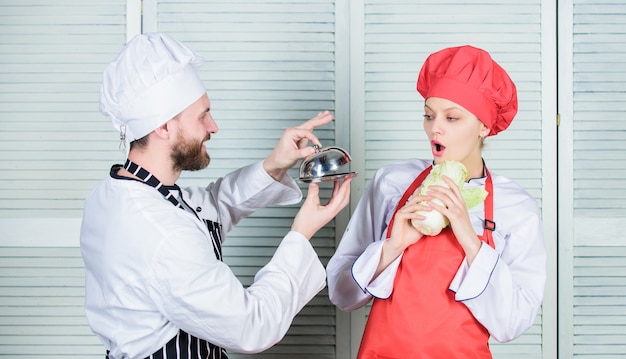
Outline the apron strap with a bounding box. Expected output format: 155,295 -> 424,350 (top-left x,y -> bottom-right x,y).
124,159 -> 184,209
482,167 -> 495,246
385,165 -> 432,239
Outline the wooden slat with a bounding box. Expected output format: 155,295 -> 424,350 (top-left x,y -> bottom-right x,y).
573,245 -> 626,356
0,246 -> 101,357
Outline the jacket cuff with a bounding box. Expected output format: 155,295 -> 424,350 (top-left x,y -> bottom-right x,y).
449,242 -> 499,301
352,240 -> 402,299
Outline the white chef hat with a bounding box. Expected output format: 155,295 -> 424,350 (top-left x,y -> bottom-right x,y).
99,32 -> 206,141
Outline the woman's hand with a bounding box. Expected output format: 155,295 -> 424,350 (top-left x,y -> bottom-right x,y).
263,111 -> 334,181
373,194 -> 428,280
426,175 -> 482,264
291,175 -> 353,240
387,195 -> 428,251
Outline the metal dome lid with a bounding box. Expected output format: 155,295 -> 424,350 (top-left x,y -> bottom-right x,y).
298,145 -> 357,183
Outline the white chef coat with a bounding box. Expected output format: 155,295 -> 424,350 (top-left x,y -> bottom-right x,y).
326,158 -> 546,343
80,161 -> 326,359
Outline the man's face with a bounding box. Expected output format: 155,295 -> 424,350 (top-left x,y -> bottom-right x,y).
170,94 -> 216,172
171,128 -> 211,171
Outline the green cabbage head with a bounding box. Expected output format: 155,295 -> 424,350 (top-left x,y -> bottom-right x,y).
411,160 -> 488,236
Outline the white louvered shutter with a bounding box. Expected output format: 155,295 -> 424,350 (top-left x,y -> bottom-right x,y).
0,1 -> 128,358
349,0 -> 555,358
142,1 -> 339,358
559,0 -> 626,357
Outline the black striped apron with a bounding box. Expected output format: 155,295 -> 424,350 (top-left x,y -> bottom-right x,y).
104,160 -> 228,359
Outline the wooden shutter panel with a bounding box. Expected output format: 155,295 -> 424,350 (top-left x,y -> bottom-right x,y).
0,1 -> 127,219
0,1 -> 127,358
568,0 -> 626,357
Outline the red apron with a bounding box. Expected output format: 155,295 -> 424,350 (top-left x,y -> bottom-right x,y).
357,166 -> 495,359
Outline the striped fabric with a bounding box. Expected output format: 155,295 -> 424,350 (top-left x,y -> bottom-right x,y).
105,330 -> 228,359
148,330 -> 228,359
123,160 -> 184,209
202,218 -> 223,262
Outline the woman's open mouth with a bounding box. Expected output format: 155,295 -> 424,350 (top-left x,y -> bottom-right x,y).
431,141 -> 445,157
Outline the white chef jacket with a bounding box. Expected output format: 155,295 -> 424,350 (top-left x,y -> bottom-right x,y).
326,158 -> 546,343
80,161 -> 326,359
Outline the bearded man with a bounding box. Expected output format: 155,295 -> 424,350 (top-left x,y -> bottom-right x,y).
80,32 -> 352,359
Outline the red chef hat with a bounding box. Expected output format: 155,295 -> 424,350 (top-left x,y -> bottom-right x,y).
417,45 -> 518,136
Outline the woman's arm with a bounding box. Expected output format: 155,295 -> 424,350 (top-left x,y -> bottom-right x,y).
327,160 -> 428,311
450,192 -> 546,342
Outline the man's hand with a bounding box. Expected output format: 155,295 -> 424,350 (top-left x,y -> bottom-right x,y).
291,175 -> 353,240
263,111 -> 334,181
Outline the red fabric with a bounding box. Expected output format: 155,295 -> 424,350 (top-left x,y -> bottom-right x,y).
357,166 -> 495,359
416,45 -> 518,136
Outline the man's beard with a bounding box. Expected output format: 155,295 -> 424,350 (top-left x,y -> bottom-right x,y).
171,132 -> 211,172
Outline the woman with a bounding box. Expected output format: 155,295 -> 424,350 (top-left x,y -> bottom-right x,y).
326,45 -> 546,358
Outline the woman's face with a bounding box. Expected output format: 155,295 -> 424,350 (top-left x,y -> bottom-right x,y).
422,97 -> 490,166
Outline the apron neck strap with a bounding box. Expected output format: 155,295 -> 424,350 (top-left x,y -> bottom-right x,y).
124,159 -> 184,209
